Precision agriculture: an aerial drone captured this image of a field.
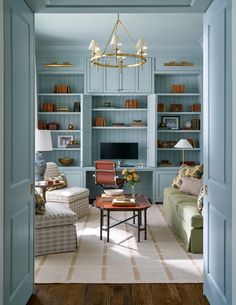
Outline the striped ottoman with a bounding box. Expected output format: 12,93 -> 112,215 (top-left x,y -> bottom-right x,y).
35,202 -> 77,256
46,187 -> 89,219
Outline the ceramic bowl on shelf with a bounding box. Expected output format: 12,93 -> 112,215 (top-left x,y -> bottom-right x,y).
58,158 -> 74,166
104,189 -> 124,196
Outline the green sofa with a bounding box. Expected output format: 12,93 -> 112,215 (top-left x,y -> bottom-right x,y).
163,186 -> 203,253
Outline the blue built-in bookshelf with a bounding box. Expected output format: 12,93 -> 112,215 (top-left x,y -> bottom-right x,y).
36,53 -> 202,202
91,95 -> 148,164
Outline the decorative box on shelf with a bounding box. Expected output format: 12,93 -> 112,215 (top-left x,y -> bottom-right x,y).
47,122 -> 60,130
170,104 -> 183,112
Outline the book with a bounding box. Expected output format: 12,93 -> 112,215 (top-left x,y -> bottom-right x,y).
112,198 -> 136,206
101,193 -> 124,202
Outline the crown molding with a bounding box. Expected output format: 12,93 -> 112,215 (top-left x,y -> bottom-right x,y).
27,0 -> 213,13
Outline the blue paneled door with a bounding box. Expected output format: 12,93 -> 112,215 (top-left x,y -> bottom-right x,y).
203,0 -> 232,304
4,0 -> 35,305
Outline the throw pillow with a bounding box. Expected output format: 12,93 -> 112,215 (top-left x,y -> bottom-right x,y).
172,164 -> 203,189
45,173 -> 68,191
35,187 -> 45,215
180,176 -> 202,196
197,184 -> 205,211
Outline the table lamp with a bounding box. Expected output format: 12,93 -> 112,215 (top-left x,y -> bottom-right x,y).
35,129 -> 53,181
174,139 -> 193,165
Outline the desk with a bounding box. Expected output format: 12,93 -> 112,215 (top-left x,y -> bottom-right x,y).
85,166 -> 155,201
59,166 -> 179,203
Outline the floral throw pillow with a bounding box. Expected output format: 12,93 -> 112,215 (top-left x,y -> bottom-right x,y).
45,173 -> 68,191
172,164 -> 203,189
35,187 -> 45,215
197,184 -> 205,211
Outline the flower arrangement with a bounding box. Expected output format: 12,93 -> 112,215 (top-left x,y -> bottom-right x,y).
122,169 -> 139,186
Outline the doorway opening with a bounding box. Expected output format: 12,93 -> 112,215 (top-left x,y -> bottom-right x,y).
34,12 -> 204,285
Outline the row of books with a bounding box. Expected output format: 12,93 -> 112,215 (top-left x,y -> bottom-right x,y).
191,119 -> 201,130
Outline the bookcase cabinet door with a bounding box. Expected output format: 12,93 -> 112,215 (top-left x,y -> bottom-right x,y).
136,58 -> 152,93
59,167 -> 85,187
86,59 -> 103,93
154,169 -> 178,202
104,67 -> 136,93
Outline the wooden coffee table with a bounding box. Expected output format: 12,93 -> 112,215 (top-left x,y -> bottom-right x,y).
96,194 -> 151,242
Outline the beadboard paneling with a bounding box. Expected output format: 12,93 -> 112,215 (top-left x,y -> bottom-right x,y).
38,73 -> 84,93
155,74 -> 201,93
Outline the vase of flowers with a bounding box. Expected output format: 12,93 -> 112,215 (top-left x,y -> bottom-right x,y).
122,169 -> 139,199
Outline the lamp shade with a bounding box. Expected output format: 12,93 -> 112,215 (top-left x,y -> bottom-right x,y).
35,130 -> 52,152
88,40 -> 99,51
174,139 -> 193,149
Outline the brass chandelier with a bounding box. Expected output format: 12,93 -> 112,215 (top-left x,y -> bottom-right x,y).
88,14 -> 147,69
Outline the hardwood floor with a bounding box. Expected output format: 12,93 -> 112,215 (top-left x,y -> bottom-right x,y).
27,284 -> 209,305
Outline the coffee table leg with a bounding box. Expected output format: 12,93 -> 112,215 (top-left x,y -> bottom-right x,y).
100,209 -> 103,240
144,209 -> 147,240
107,210 -> 110,242
138,211 -> 141,242
133,211 -> 135,224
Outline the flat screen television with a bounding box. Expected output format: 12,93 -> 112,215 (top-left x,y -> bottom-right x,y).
100,143 -> 138,160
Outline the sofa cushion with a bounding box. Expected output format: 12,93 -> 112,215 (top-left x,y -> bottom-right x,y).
164,187 -> 197,205
35,202 -> 77,229
177,202 -> 203,228
46,186 -> 89,204
171,164 -> 203,189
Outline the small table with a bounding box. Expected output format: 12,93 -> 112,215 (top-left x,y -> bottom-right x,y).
96,194 -> 151,242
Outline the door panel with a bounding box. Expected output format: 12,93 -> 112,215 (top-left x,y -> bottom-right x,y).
4,0 -> 34,305
86,58 -> 103,93
203,0 -> 232,304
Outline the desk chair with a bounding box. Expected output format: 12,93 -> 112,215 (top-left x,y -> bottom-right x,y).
94,160 -> 125,190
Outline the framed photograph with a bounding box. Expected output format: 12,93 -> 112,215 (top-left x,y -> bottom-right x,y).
57,135 -> 73,148
162,116 -> 180,130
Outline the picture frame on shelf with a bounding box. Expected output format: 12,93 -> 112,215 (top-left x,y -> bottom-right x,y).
57,135 -> 73,148
162,116 -> 180,130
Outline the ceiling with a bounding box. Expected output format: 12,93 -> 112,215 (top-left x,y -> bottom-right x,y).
35,13 -> 203,51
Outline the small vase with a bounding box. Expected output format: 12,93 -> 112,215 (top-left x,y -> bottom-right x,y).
131,184 -> 135,200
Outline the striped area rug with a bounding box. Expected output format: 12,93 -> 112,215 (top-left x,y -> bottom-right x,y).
35,205 -> 203,283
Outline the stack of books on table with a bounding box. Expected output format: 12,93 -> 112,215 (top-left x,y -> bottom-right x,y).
101,194 -> 136,206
